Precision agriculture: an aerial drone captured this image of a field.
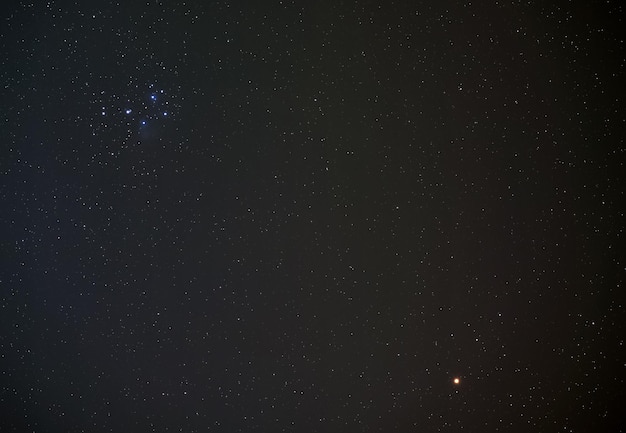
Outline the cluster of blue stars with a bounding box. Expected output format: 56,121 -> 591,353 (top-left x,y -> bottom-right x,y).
90,83 -> 176,145
126,88 -> 170,131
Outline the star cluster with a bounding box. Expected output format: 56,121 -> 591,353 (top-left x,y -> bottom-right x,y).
89,82 -> 179,146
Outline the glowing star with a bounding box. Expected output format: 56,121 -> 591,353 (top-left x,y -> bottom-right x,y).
453,377 -> 460,385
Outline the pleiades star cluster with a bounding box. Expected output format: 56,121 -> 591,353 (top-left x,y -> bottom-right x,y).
1,1 -> 625,432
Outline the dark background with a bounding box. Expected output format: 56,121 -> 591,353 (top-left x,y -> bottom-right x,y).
1,0 -> 625,432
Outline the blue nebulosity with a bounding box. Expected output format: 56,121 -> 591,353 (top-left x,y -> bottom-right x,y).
89,85 -> 176,145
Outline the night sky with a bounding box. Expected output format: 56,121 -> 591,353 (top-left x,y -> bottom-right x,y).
1,1 -> 625,432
